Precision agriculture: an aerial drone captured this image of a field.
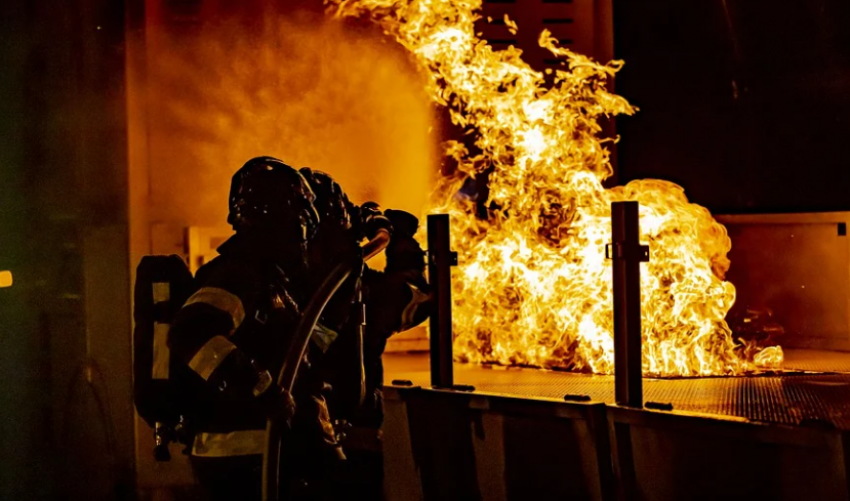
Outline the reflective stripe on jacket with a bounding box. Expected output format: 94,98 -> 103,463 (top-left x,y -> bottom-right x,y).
191,429 -> 267,457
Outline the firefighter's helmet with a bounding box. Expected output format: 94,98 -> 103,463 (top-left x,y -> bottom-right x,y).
228,157 -> 320,243
299,167 -> 354,233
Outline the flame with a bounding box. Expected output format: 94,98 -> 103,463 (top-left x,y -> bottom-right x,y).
331,0 -> 783,375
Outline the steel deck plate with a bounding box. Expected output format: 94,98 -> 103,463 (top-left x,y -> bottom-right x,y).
783,349 -> 850,373
385,352 -> 850,430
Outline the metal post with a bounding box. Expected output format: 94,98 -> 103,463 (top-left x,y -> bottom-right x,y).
427,214 -> 456,388
608,201 -> 649,408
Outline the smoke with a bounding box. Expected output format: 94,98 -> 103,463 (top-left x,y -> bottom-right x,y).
145,9 -> 438,227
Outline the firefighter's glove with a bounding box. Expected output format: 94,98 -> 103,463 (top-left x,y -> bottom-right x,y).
384,209 -> 419,238
257,382 -> 297,425
360,201 -> 393,240
384,210 -> 426,275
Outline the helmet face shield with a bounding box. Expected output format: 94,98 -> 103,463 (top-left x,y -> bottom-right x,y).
228,157 -> 320,245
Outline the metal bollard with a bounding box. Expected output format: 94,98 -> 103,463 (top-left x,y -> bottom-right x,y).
607,202 -> 649,408
427,214 -> 457,389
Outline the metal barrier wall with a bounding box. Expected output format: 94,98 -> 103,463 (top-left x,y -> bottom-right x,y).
607,405 -> 850,501
383,385 -> 850,501
383,386 -> 615,501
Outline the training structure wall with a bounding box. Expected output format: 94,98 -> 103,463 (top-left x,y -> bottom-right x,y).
385,385 -> 850,501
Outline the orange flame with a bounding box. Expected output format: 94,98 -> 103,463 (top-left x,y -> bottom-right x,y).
331,0 -> 783,375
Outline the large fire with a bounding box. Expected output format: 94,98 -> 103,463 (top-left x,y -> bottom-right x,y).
331,0 -> 783,376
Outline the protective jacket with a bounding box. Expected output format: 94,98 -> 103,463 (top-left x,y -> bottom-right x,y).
168,233 -> 340,466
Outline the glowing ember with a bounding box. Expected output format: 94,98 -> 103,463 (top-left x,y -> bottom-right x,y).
331,0 -> 783,375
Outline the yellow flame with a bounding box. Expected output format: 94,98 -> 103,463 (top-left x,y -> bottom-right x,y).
331,0 -> 783,375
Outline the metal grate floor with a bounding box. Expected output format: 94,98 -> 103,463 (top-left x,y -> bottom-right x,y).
782,348 -> 850,373
385,352 -> 850,430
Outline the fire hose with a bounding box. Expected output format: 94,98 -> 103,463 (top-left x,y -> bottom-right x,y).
262,228 -> 391,501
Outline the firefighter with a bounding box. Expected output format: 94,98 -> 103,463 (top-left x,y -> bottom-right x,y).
343,206 -> 432,498
299,168 -> 432,498
168,157 -> 353,501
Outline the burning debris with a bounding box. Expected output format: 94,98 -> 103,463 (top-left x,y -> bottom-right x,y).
331,0 -> 783,376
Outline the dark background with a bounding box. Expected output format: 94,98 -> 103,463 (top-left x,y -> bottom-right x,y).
1,0 -> 132,499
614,0 -> 850,214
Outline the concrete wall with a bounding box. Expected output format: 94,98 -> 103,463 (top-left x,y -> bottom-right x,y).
0,0 -> 134,499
